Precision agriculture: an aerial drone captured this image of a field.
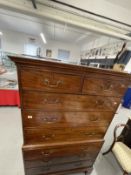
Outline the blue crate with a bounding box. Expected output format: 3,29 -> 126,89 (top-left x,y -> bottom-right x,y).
122,87 -> 131,109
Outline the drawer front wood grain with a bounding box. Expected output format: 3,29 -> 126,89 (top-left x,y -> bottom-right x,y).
20,68 -> 82,93
23,141 -> 103,161
25,160 -> 92,175
24,126 -> 106,144
83,76 -> 129,97
25,154 -> 96,168
23,110 -> 114,128
22,91 -> 120,111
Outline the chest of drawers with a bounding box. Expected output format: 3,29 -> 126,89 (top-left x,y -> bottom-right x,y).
9,55 -> 131,175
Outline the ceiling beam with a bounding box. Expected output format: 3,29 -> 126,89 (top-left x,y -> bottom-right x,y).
31,0 -> 37,9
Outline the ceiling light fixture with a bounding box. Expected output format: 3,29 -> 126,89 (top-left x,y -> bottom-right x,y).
40,33 -> 47,44
0,31 -> 3,35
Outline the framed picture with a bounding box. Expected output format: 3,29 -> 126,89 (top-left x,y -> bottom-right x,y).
46,49 -> 52,57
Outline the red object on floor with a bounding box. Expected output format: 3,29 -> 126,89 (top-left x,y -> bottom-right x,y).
0,89 -> 20,107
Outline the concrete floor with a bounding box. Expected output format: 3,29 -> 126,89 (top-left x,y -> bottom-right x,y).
0,105 -> 130,175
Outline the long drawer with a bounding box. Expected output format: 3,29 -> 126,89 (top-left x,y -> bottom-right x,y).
22,110 -> 114,128
24,126 -> 106,144
22,91 -> 120,111
20,68 -> 82,94
82,74 -> 129,97
25,160 -> 92,175
25,154 -> 96,168
23,141 -> 103,160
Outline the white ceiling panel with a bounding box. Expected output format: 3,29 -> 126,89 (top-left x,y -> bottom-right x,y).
106,0 -> 131,10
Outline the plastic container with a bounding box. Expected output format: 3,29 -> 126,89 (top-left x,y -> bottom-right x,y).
122,87 -> 131,109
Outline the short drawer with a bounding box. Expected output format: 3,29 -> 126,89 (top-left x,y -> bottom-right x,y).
20,68 -> 82,93
22,110 -> 114,128
22,91 -> 120,111
23,141 -> 103,160
82,76 -> 129,97
24,126 -> 106,144
25,160 -> 92,175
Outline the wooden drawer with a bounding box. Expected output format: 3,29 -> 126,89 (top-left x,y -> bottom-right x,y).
23,141 -> 103,160
22,91 -> 120,111
22,110 -> 114,128
20,68 -> 82,93
83,75 -> 129,97
25,154 -> 95,168
24,127 -> 106,144
25,160 -> 92,175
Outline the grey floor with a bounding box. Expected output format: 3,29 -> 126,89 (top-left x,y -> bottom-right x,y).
0,105 -> 130,175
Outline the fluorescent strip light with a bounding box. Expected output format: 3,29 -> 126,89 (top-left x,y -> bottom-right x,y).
0,31 -> 3,35
40,33 -> 47,44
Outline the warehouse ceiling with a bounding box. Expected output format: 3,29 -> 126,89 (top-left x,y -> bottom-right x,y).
0,0 -> 131,41
0,8 -> 101,44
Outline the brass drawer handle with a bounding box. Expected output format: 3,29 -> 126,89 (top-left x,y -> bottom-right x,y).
100,82 -> 113,91
78,153 -> 86,158
105,84 -> 113,91
89,116 -> 99,121
41,151 -> 51,157
81,147 -> 88,151
42,134 -> 55,140
95,99 -> 104,106
78,154 -> 91,159
41,159 -> 52,163
44,79 -> 63,88
84,132 -> 96,136
74,162 -> 82,166
81,149 -> 89,154
82,132 -> 96,136
42,117 -> 58,123
44,98 -> 61,104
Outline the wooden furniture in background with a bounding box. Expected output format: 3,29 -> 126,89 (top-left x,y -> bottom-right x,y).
9,55 -> 131,175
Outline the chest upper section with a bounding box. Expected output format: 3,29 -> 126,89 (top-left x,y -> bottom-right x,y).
18,63 -> 130,97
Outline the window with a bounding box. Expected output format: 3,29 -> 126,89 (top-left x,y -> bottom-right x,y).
24,37 -> 38,56
24,43 -> 38,56
58,49 -> 70,60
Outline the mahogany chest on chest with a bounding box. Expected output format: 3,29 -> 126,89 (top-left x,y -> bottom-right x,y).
10,55 -> 130,175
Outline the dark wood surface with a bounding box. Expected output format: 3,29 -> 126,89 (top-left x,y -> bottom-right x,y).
83,75 -> 129,97
9,55 -> 131,175
23,141 -> 103,160
22,91 -> 120,111
22,110 -> 114,128
20,68 -> 83,93
25,160 -> 92,175
24,126 -> 106,144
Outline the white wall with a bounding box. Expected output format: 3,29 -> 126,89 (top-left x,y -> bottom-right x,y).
1,30 -> 81,63
43,40 -> 80,63
2,31 -> 25,54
